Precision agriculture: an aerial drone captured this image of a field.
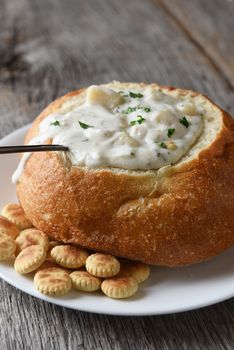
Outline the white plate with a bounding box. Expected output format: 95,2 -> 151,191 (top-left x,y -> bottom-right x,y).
0,125 -> 234,316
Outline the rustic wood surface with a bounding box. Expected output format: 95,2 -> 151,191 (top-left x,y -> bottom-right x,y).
0,0 -> 234,349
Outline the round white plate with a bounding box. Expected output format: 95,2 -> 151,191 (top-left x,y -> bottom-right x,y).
0,125 -> 234,316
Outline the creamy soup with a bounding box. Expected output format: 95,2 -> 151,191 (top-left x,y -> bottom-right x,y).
12,85 -> 204,183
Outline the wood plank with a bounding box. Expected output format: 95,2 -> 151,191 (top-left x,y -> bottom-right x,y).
0,0 -> 234,349
0,0 -> 233,140
1,281 -> 234,350
159,0 -> 234,89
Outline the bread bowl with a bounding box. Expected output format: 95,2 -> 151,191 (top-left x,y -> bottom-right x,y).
13,82 -> 234,267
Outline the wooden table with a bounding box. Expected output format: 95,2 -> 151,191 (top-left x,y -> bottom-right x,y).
0,0 -> 234,349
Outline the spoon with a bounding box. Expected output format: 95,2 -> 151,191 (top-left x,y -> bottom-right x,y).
0,145 -> 69,154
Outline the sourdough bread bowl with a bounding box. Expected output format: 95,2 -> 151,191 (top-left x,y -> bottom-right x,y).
14,82 -> 234,266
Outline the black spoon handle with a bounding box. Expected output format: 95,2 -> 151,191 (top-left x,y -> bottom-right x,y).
0,145 -> 69,154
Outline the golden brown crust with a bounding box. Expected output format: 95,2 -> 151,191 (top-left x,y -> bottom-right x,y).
16,84 -> 234,266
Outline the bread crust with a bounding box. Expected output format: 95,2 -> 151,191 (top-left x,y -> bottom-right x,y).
16,84 -> 234,266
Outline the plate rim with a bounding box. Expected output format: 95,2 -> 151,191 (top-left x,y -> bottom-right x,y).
0,125 -> 233,316
0,266 -> 233,316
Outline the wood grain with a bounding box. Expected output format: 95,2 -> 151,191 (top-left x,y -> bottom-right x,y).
160,0 -> 234,89
0,0 -> 233,349
0,281 -> 234,350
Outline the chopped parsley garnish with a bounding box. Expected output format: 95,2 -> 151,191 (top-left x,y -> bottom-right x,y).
167,128 -> 175,138
129,92 -> 144,98
124,106 -> 137,114
50,120 -> 60,126
118,91 -> 144,99
136,115 -> 146,124
159,142 -> 167,149
78,121 -> 93,129
179,116 -> 190,128
130,115 -> 146,126
123,105 -> 151,114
